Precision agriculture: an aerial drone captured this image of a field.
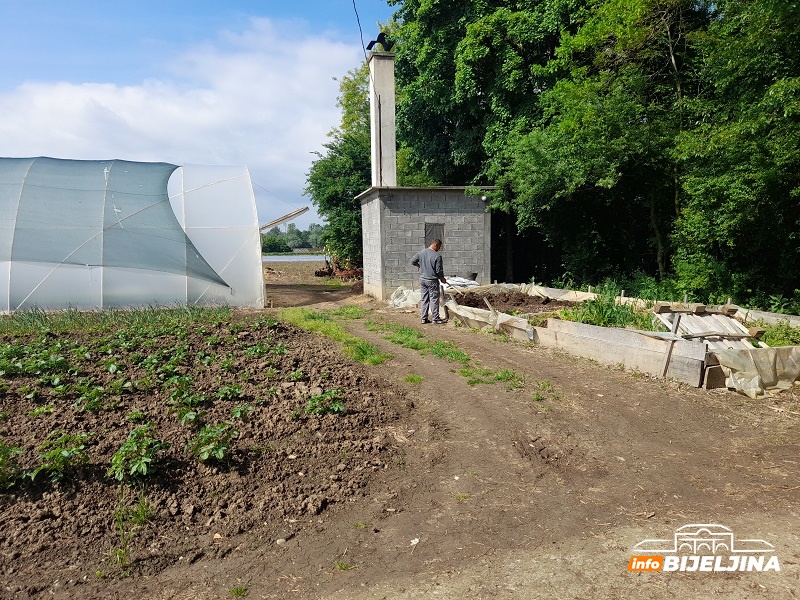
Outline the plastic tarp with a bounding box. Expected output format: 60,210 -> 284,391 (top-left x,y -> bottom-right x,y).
389,287 -> 421,308
713,347 -> 800,398
0,157 -> 264,311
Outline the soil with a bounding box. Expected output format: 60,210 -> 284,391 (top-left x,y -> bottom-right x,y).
2,272 -> 799,599
452,290 -> 575,314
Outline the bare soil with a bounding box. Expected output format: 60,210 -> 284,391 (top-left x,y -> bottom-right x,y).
452,290 -> 574,314
2,268 -> 799,599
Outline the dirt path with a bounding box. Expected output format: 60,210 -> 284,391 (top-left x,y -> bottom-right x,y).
103,288 -> 799,600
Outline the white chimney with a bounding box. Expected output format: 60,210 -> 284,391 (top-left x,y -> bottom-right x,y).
368,51 -> 397,187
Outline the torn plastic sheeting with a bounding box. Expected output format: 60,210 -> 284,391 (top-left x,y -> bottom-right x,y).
442,276 -> 480,291
713,346 -> 800,398
389,286 -> 421,308
445,300 -> 533,341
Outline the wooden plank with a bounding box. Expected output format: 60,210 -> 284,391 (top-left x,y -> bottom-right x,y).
544,319 -> 707,360
681,331 -> 753,340
539,319 -> 705,386
703,365 -> 727,389
654,302 -> 672,314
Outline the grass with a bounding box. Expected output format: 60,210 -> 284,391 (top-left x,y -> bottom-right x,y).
530,379 -> 561,403
367,320 -> 527,388
278,308 -> 391,365
229,585 -> 249,597
367,321 -> 470,363
333,560 -> 355,571
404,374 -> 423,383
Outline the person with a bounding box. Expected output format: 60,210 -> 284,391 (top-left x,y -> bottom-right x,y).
410,238 -> 448,324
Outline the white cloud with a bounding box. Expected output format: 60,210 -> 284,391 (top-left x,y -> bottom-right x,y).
0,17 -> 362,226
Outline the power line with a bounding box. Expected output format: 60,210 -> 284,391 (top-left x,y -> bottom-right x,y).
352,0 -> 369,64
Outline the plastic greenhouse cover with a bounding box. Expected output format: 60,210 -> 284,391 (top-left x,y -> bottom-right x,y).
0,157 -> 264,311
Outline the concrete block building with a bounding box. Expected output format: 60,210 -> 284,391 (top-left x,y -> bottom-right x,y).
359,50 -> 492,301
359,186 -> 491,300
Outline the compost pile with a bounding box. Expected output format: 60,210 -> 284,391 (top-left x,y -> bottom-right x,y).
453,291 -> 574,314
0,309 -> 406,596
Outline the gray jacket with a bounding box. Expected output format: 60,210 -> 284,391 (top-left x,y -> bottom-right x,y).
410,247 -> 444,281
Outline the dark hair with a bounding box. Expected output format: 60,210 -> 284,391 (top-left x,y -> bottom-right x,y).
431,238 -> 442,246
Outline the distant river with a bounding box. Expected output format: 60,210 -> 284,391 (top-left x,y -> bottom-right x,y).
262,254 -> 328,262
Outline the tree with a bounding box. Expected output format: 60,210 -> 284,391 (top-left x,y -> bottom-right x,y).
673,0 -> 800,302
495,0 -> 709,281
305,62 -> 372,268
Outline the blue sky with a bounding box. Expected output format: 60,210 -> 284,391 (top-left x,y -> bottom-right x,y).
0,0 -> 395,228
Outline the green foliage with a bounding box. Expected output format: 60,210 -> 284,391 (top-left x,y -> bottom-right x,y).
110,488 -> 153,573
458,366 -> 524,388
305,132 -> 370,268
230,403 -> 254,420
29,431 -> 92,483
404,374 -> 424,383
261,223 -> 326,253
29,403 -> 54,418
305,390 -> 345,415
558,284 -> 658,330
760,320 -> 800,348
388,0 -> 800,304
187,423 -> 239,463
216,384 -> 243,401
261,233 -> 291,253
108,424 -> 170,482
0,438 -> 22,489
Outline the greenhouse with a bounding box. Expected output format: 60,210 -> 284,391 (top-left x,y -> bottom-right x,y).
0,157 -> 265,312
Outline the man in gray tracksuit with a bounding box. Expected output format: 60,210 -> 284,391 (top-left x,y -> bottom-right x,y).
410,238 -> 448,324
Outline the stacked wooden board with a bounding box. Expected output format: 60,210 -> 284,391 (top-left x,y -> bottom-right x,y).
651,302 -> 767,351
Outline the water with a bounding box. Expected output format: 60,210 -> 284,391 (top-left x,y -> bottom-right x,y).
262,254 -> 327,262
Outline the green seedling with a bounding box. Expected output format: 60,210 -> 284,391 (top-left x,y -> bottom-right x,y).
108,488 -> 152,574
0,439 -> 22,489
126,409 -> 146,422
229,586 -> 249,598
305,390 -> 345,415
216,384 -> 243,401
29,431 -> 92,483
108,424 -> 170,482
29,403 -> 54,418
187,422 -> 239,463
230,403 -> 254,420
404,374 -> 423,383
287,369 -> 305,382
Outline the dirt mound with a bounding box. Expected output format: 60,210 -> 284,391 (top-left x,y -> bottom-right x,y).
0,312 -> 407,595
454,290 -> 574,314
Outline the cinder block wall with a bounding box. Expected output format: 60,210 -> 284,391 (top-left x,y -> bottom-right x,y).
359,187 -> 492,300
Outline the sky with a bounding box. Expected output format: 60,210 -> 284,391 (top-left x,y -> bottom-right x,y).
0,0 -> 395,229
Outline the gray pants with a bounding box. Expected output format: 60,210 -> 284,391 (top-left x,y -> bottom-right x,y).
419,278 -> 441,322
